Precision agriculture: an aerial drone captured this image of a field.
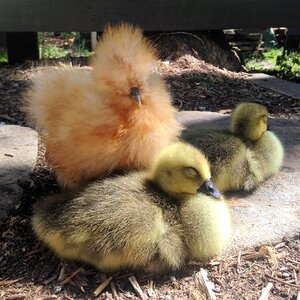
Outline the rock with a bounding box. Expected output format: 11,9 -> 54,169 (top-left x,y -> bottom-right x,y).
178,111 -> 300,253
0,125 -> 38,225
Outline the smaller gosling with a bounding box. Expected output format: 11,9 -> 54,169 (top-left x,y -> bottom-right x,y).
32,142 -> 231,273
182,102 -> 284,192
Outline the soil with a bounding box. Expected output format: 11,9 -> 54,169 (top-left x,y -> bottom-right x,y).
0,35 -> 300,299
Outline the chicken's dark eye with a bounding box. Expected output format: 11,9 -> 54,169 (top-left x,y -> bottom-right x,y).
130,87 -> 141,104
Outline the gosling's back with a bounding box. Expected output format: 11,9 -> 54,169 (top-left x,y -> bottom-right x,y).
32,172 -> 187,272
182,128 -> 250,191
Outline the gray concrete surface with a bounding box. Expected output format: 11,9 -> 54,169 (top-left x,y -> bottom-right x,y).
178,111 -> 300,253
0,116 -> 299,254
0,125 -> 38,225
246,73 -> 300,100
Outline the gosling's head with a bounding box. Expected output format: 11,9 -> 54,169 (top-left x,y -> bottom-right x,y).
231,102 -> 269,141
148,142 -> 222,199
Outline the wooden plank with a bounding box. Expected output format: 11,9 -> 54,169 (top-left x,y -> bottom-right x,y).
0,0 -> 300,32
6,32 -> 39,64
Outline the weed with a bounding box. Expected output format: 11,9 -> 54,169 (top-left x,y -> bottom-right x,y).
0,48 -> 8,63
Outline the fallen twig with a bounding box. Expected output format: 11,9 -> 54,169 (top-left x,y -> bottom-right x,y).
93,276 -> 113,297
237,251 -> 242,267
194,268 -> 216,300
0,278 -> 23,287
258,282 -> 273,300
110,281 -> 119,299
61,267 -> 83,285
265,273 -> 300,288
57,265 -> 66,282
37,296 -> 58,300
6,294 -> 27,300
43,275 -> 57,285
128,275 -> 148,300
0,114 -> 17,122
287,258 -> 300,265
64,295 -> 75,300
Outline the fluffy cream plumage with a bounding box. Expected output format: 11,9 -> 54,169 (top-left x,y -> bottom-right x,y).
24,23 -> 182,189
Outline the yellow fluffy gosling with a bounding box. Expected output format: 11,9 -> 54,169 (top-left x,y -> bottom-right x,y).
32,142 -> 231,273
182,102 -> 284,192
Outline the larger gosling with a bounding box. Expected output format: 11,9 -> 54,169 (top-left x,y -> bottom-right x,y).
182,102 -> 284,192
32,142 -> 231,273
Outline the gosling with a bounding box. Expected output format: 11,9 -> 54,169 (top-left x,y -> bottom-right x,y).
182,102 -> 284,192
32,142 -> 231,273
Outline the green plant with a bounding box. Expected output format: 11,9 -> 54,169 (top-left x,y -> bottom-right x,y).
61,32 -> 76,39
71,34 -> 91,57
275,52 -> 300,80
0,48 -> 8,63
245,48 -> 300,82
40,44 -> 69,59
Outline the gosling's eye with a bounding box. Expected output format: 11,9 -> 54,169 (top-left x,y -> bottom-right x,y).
183,167 -> 199,178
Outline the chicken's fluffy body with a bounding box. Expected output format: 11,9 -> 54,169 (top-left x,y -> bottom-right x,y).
24,24 -> 182,188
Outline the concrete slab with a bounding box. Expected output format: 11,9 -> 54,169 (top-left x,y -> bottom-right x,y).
178,111 -> 300,252
0,125 -> 38,225
246,73 -> 300,100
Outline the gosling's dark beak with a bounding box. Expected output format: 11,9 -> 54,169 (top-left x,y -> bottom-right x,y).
130,87 -> 141,105
267,123 -> 271,131
198,179 -> 223,200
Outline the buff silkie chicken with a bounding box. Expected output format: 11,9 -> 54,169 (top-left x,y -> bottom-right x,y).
24,23 -> 182,189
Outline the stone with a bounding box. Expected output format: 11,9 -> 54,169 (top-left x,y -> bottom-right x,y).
178,111 -> 300,253
0,125 -> 38,225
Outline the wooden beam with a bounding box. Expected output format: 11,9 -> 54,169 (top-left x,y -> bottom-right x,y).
6,32 -> 39,64
0,0 -> 300,32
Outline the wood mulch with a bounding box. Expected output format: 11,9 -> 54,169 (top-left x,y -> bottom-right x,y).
0,46 -> 299,299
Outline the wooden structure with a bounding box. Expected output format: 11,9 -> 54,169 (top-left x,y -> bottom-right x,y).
1,0 -> 300,63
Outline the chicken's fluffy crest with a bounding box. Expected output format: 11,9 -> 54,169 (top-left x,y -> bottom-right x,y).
91,23 -> 158,86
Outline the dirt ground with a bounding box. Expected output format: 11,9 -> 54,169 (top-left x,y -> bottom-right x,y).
0,35 -> 300,299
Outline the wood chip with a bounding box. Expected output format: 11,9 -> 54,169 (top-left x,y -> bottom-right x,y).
297,291 -> 300,300
287,258 -> 300,265
61,267 -> 83,285
147,280 -> 156,298
57,265 -> 66,282
110,281 -> 119,299
64,295 -> 75,300
274,242 -> 286,249
237,251 -> 242,267
0,114 -> 17,122
194,268 -> 216,300
258,282 -> 273,300
128,275 -> 148,300
93,276 -> 113,297
6,294 -> 27,300
0,278 -> 22,287
265,273 -> 300,288
35,285 -> 43,293
191,291 -> 207,300
36,296 -> 58,300
43,274 -> 57,285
